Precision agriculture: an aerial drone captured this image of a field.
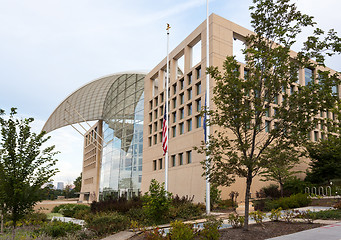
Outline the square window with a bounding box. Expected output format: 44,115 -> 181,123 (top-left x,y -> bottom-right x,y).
180,79 -> 184,90
188,104 -> 192,116
172,112 -> 177,123
196,99 -> 202,112
159,159 -> 163,169
196,67 -> 201,79
153,160 -> 157,170
172,126 -> 176,137
187,119 -> 192,131
173,83 -> 177,95
180,108 -> 184,119
196,115 -> 202,128
173,98 -> 177,108
196,82 -> 201,95
188,73 -> 192,85
180,93 -> 184,105
154,135 -> 157,144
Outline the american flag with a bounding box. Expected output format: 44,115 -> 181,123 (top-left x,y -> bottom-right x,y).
162,104 -> 168,155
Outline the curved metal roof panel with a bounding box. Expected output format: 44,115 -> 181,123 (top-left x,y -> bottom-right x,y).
42,72 -> 146,133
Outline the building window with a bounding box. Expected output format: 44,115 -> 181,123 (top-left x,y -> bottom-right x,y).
265,108 -> 270,117
160,106 -> 164,116
196,99 -> 202,112
188,104 -> 192,116
273,95 -> 278,105
172,126 -> 176,137
155,96 -> 158,107
149,125 -> 152,134
188,73 -> 192,85
188,88 -> 192,100
179,153 -> 183,165
196,67 -> 201,79
180,93 -> 184,105
180,108 -> 184,119
305,68 -> 314,85
196,82 -> 201,95
187,151 -> 192,164
180,78 -> 184,90
196,115 -> 202,128
150,100 -> 153,110
180,123 -> 184,135
159,159 -> 163,169
160,93 -> 164,103
244,69 -> 249,80
149,113 -> 152,122
173,83 -> 177,95
172,111 -> 177,123
173,97 -> 177,108
265,120 -> 270,133
154,122 -> 157,132
153,160 -> 157,170
154,109 -> 158,119
154,134 -> 157,144
171,155 -> 176,167
149,137 -> 152,146
187,119 -> 192,131
314,131 -> 319,142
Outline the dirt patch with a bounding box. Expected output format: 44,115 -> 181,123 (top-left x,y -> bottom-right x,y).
130,221 -> 324,240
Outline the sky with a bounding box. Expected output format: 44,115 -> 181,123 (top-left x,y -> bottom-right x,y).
1,0 -> 340,186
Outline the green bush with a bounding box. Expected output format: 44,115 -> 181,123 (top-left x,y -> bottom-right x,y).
310,209 -> 341,220
169,220 -> 195,240
200,217 -> 222,240
269,208 -> 282,221
250,211 -> 266,224
264,193 -> 311,211
283,177 -> 309,195
40,220 -> 82,238
58,204 -> 90,218
170,203 -> 204,220
143,179 -> 172,223
334,201 -> 341,209
217,199 -> 238,209
73,208 -> 91,220
262,184 -> 281,199
227,214 -> 244,228
86,212 -> 130,236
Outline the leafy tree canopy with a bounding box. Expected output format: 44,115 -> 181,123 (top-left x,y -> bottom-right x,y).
0,108 -> 59,227
198,0 -> 341,230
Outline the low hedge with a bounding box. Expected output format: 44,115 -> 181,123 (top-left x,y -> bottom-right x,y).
86,212 -> 130,236
254,193 -> 311,211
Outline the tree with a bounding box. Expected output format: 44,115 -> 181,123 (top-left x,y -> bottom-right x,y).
198,0 -> 341,230
0,108 -> 59,231
73,173 -> 82,193
305,136 -> 341,184
260,142 -> 301,197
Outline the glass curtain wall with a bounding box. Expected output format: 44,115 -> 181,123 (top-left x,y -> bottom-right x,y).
100,73 -> 145,200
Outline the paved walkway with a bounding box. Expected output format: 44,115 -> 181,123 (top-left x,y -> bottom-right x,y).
267,221 -> 341,240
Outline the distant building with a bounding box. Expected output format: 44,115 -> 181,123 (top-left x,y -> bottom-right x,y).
57,182 -> 64,190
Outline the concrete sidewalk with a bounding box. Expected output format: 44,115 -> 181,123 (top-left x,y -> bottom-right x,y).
267,221 -> 341,240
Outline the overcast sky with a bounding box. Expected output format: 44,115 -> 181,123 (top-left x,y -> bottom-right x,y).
1,0 -> 340,185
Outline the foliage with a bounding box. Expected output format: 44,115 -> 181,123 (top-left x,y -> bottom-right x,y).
297,209 -> 317,223
143,179 -> 172,223
171,195 -> 194,207
85,212 -> 130,236
74,173 -> 82,193
56,204 -> 90,218
143,227 -> 168,240
261,184 -> 281,199
196,0 -> 341,230
334,201 -> 341,209
282,210 -> 296,223
0,108 -> 59,227
254,193 -> 311,211
90,196 -> 143,214
199,217 -> 223,240
169,202 -> 204,221
227,214 -> 244,228
309,209 -> 341,220
208,185 -> 222,209
283,176 -> 309,195
39,220 -> 81,238
250,210 -> 266,224
216,199 -> 238,210
306,136 -> 341,184
260,145 -> 302,197
169,220 -> 195,240
269,207 -> 282,221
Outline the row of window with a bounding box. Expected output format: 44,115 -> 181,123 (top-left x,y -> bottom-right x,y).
148,114 -> 203,146
149,67 -> 202,111
152,151 -> 192,171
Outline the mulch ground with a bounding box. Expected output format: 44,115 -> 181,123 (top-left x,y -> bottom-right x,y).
131,221 -> 324,240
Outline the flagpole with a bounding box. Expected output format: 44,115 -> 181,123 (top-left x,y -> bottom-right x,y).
165,24 -> 170,192
205,0 -> 211,215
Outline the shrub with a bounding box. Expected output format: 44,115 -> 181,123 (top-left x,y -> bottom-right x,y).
86,212 -> 130,236
264,193 -> 311,211
65,229 -> 97,240
297,210 -> 316,223
200,217 -> 222,240
282,210 -> 296,223
171,203 -> 204,220
40,220 -> 82,238
283,177 -> 308,195
209,185 -> 222,209
126,207 -> 149,224
90,196 -> 143,214
311,209 -> 341,220
52,204 -> 90,218
227,214 -> 244,228
250,211 -> 266,224
143,227 -> 167,240
73,208 -> 91,220
334,201 -> 341,209
169,220 -> 195,240
217,199 -> 238,209
261,184 -> 281,199
171,195 -> 194,207
143,179 -> 172,223
269,208 -> 282,221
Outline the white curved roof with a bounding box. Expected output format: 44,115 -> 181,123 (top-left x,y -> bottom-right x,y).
43,72 -> 146,133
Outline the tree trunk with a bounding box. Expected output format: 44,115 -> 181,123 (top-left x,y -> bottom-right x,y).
280,182 -> 284,197
243,172 -> 253,231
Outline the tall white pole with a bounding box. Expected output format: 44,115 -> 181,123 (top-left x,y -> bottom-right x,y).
205,0 -> 211,215
165,24 -> 170,192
